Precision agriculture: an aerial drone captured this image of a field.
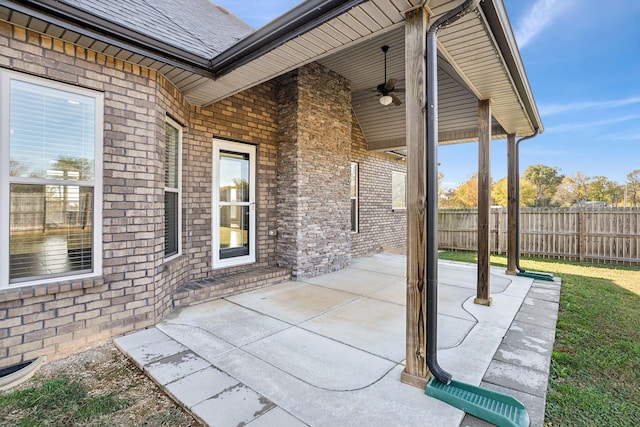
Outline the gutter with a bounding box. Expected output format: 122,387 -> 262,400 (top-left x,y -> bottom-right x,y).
210,0 -> 369,77
515,129 -> 539,273
0,0 -> 215,77
425,0 -> 481,385
479,0 -> 543,134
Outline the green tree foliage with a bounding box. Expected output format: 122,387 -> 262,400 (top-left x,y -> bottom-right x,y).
627,169 -> 640,207
523,164 -> 564,207
491,177 -> 536,207
552,172 -> 592,207
453,173 -> 479,208
588,176 -> 624,206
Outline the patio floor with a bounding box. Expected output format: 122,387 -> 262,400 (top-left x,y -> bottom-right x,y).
115,253 -> 560,427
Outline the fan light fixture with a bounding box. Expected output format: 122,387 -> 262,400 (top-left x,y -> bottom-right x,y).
379,95 -> 393,106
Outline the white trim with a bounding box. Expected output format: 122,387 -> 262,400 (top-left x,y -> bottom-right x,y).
0,70 -> 103,289
391,170 -> 407,210
350,162 -> 359,234
212,139 -> 256,269
164,116 -> 182,262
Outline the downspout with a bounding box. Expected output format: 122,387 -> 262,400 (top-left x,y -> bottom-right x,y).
514,128 -> 539,273
425,0 -> 480,385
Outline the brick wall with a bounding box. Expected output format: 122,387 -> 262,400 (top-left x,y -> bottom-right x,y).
350,113 -> 408,256
0,22 -> 159,367
0,21 -> 281,367
276,63 -> 353,278
0,19 -> 406,367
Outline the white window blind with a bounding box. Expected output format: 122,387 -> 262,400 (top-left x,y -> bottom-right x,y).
2,72 -> 102,287
164,120 -> 181,258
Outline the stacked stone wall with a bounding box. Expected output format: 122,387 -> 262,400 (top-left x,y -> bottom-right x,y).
276,63 -> 352,278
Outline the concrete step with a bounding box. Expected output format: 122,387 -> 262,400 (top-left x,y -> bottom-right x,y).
173,266 -> 291,308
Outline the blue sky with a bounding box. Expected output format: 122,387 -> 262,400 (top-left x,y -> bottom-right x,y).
215,0 -> 640,188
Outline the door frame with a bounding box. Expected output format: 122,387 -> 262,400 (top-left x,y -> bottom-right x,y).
211,139 -> 256,269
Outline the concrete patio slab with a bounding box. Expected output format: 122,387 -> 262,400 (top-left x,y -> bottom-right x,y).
162,299 -> 290,347
494,321 -> 555,373
246,407 -> 307,427
117,334 -> 187,366
300,296 -> 406,362
516,298 -> 559,329
463,293 -> 527,330
156,323 -> 235,361
115,254 -> 560,427
302,267 -> 401,295
242,326 -> 396,390
438,284 -> 477,321
438,314 -> 477,349
165,366 -> 238,408
483,359 -> 549,397
145,350 -> 210,385
368,279 -> 405,305
227,281 -> 358,324
191,383 -> 275,427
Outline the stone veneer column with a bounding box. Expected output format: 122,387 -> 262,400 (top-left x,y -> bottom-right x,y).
276,63 -> 352,278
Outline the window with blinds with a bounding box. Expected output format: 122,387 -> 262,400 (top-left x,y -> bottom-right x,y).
1,71 -> 103,287
164,119 -> 181,259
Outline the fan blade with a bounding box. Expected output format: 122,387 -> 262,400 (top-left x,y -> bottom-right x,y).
385,78 -> 397,91
391,93 -> 402,106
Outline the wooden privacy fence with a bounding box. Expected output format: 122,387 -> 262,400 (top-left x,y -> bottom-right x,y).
438,208 -> 640,264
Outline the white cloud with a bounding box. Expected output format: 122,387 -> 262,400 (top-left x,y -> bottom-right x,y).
540,97 -> 640,116
546,114 -> 640,133
514,0 -> 575,48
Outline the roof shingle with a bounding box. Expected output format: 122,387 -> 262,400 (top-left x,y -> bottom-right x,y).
60,0 -> 254,58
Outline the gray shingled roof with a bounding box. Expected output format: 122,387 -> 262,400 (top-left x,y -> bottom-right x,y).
60,0 -> 254,59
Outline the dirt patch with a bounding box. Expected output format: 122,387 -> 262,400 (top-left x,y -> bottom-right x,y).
0,342 -> 202,426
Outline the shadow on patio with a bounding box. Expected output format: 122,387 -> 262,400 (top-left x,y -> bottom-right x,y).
115,253 -> 559,426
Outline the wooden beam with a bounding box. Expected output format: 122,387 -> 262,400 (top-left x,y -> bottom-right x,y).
506,133 -> 517,274
402,7 -> 431,389
475,99 -> 492,306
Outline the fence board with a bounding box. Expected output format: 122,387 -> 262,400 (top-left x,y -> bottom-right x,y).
438,207 -> 640,264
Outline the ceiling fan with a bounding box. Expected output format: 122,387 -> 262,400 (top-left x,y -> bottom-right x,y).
376,45 -> 402,106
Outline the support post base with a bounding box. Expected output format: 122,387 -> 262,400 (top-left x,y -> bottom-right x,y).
474,297 -> 493,306
505,269 -> 517,275
401,369 -> 432,389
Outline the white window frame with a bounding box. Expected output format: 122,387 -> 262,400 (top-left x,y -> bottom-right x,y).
164,117 -> 182,261
350,162 -> 359,233
392,170 -> 407,210
0,70 -> 103,289
212,139 -> 256,269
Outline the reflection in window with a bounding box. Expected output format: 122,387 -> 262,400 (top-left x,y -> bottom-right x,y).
164,120 -> 181,258
3,72 -> 101,285
392,171 -> 406,210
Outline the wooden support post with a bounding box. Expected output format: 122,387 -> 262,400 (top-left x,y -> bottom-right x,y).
475,99 -> 492,306
506,133 -> 517,274
402,7 -> 431,389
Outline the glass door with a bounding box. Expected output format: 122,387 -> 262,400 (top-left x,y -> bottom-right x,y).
212,140 -> 255,268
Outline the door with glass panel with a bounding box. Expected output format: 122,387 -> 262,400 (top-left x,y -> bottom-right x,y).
212,140 -> 255,268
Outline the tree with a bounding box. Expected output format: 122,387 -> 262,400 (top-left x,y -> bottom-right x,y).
491,177 -> 536,207
552,172 -> 592,207
588,176 -> 624,206
453,173 -> 479,208
627,169 -> 640,207
53,157 -> 93,180
523,164 -> 564,207
9,160 -> 27,177
492,177 -> 508,207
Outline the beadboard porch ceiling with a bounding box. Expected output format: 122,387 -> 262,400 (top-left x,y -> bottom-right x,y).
1,0 -> 542,148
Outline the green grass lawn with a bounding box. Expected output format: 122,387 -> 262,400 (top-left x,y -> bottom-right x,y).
438,251 -> 640,427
